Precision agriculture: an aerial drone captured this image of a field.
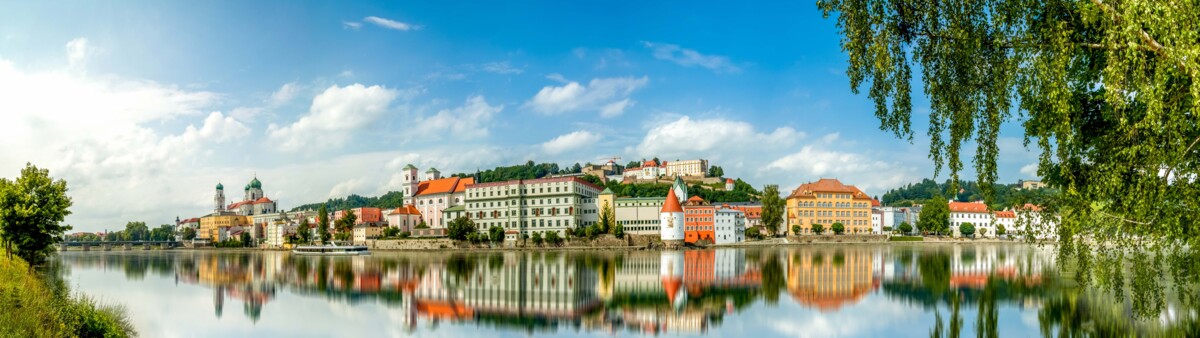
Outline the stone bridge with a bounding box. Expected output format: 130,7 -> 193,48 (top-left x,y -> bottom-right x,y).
58,240 -> 182,252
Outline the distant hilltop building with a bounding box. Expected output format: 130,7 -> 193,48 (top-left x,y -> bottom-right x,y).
1018,180 -> 1047,190
623,158 -> 710,181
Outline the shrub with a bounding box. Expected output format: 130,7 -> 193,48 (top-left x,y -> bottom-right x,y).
811,224 -> 825,235
831,222 -> 845,235
960,223 -> 976,238
531,232 -> 544,246
792,225 -> 802,235
613,224 -> 625,239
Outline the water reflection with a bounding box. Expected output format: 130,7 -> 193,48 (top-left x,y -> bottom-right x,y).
58,245 -> 1197,337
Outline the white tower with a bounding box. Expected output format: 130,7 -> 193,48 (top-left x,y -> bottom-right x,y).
402,164 -> 419,206
660,250 -> 687,311
425,167 -> 441,181
660,188 -> 686,243
725,178 -> 735,191
214,182 -> 226,213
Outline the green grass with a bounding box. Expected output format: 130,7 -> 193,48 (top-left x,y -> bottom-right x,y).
0,253 -> 135,337
889,236 -> 925,242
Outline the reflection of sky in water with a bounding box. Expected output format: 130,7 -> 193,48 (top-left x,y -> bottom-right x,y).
60,245 -> 1056,337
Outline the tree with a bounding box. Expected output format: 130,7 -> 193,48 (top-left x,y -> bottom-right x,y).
297,218 -> 312,244
598,201 -> 615,234
414,221 -> 429,229
791,225 -> 801,236
997,224 -> 1007,237
545,231 -> 561,246
899,221 -> 913,235
489,226 -> 505,244
531,232 -> 544,246
317,204 -> 330,244
382,227 -> 400,238
707,166 -> 725,177
181,227 -> 197,241
979,228 -> 988,238
337,208 -> 357,239
820,0 -> 1200,317
0,164 -> 73,265
960,223 -> 976,238
811,224 -> 825,235
123,221 -> 149,241
613,223 -> 624,239
581,174 -> 603,186
918,196 -> 950,235
447,216 -> 476,241
831,222 -> 845,235
240,232 -> 252,247
761,185 -> 785,236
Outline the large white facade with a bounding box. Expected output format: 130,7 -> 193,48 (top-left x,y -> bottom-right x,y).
464,176 -> 602,239
713,208 -> 745,244
400,165 -> 472,229
664,159 -> 709,178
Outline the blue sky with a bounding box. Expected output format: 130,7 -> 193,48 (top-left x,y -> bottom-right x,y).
0,1 -> 1038,231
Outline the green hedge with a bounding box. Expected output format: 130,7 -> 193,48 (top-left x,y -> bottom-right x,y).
889,236 -> 924,242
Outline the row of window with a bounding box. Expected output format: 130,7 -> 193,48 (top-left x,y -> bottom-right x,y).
795,201 -> 869,208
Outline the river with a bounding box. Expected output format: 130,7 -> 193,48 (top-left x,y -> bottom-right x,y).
54,243 -> 1190,337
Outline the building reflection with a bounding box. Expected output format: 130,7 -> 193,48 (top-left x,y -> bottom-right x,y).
58,244 -> 1058,334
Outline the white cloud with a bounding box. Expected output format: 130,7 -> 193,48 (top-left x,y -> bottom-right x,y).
479,61 -> 523,75
328,178 -> 367,199
526,76 -> 647,117
267,83 -> 398,152
363,16 -> 420,31
342,21 -> 362,30
66,38 -> 90,67
1020,162 -> 1038,177
545,73 -> 568,83
765,138 -> 917,194
642,41 -> 741,74
542,131 -> 601,155
634,116 -> 801,158
268,82 -> 301,106
413,95 -> 503,140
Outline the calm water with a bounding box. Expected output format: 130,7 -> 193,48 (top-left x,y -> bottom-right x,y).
54,244 -> 1178,337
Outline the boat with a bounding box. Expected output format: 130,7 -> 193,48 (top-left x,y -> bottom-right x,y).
291,242 -> 370,256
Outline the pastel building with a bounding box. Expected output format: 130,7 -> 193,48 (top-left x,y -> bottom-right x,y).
664,159 -> 709,178
463,176 -> 602,241
384,205 -> 423,232
713,206 -> 746,245
399,164 -> 474,229
683,196 -> 716,244
948,201 -> 992,237
786,178 -> 874,235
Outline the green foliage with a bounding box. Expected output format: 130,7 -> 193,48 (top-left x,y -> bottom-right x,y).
581,174 -> 603,186
488,226 -> 505,243
810,223 -> 825,235
605,181 -> 758,203
447,216 -> 476,241
821,0 -> 1200,318
399,231 -> 411,239
414,221 -> 429,229
598,200 -> 614,234
149,224 -> 174,241
831,222 -> 845,235
544,231 -> 562,246
882,178 -> 1056,209
121,222 -> 148,241
899,221 -> 913,234
450,161 -> 564,183
297,218 -> 311,243
317,204 -> 330,243
918,196 -> 950,235
959,223 -> 976,238
382,227 -> 400,238
745,226 -> 764,240
613,223 -> 624,239
997,224 -> 1007,236
0,163 -> 74,266
761,185 -> 784,236
1,255 -> 135,337
707,166 -> 725,177
181,227 -> 197,241
889,236 -> 924,242
336,208 -> 357,240
291,191 -> 406,212
240,232 -> 252,247
531,232 -> 544,246
791,225 -> 801,235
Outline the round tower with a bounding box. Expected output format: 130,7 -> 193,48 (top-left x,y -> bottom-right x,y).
660,250 -> 687,311
660,188 -> 686,246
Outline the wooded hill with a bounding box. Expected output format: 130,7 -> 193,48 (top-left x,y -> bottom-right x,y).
881,178 -> 1056,209
290,191 -> 406,212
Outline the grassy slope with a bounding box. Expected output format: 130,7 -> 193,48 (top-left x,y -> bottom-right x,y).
0,254 -> 134,337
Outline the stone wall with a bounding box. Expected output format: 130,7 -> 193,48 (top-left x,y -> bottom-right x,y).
368,238 -> 456,250
785,234 -> 889,243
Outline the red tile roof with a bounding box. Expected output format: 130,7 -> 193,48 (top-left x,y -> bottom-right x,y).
994,211 -> 1016,218
253,197 -> 273,204
452,177 -> 474,193
949,201 -> 989,213
661,189 -> 683,213
416,177 -> 466,196
871,199 -> 881,207
726,178 -> 734,183
389,205 -> 421,215
788,178 -> 872,200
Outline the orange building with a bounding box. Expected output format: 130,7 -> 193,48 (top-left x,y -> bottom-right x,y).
333,207 -> 385,226
683,196 -> 715,244
786,178 -> 874,235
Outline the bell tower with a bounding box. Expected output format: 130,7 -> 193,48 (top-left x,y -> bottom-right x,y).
214,182 -> 226,213
402,164 -> 419,206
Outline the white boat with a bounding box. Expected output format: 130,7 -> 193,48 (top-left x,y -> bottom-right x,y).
292,242 -> 370,256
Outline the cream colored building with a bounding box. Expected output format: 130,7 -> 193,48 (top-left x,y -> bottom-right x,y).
664,159 -> 709,178
464,176 -> 602,241
786,178 -> 874,235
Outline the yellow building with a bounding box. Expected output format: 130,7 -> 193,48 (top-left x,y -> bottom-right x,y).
199,213 -> 251,240
786,178 -> 874,235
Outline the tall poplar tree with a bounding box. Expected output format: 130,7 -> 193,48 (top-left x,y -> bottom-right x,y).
760,185 -> 785,236
317,204 -> 330,244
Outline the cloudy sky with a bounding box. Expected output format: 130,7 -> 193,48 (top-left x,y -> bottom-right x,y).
0,1 -> 1037,232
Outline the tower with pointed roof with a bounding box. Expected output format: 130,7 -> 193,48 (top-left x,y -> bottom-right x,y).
671,176 -> 687,204
401,164 -> 419,206
214,182 -> 225,213
660,250 -> 687,311
424,167 -> 441,181
660,188 -> 686,244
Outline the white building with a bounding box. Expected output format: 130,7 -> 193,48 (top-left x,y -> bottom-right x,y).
993,210 -> 1016,238
384,205 -> 423,232
266,222 -> 298,248
400,164 -> 474,229
871,210 -> 883,234
463,176 -> 602,241
713,207 -> 745,244
949,201 -> 993,237
664,159 -> 709,178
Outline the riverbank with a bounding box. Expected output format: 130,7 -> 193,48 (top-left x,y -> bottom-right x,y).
0,254 -> 134,337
